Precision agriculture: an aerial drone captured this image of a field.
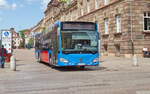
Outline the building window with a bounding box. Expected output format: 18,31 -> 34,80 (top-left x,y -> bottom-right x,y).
115,44 -> 120,56
104,18 -> 109,34
87,0 -> 90,13
76,10 -> 78,19
70,14 -> 73,21
81,8 -> 84,16
144,12 -> 150,31
103,44 -> 108,53
104,0 -> 109,5
116,15 -> 121,33
95,0 -> 100,9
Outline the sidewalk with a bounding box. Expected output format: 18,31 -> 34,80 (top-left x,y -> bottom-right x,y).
0,49 -> 150,94
100,56 -> 150,72
1,52 -> 150,72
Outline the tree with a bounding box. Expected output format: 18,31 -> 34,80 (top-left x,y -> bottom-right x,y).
28,38 -> 34,48
19,29 -> 28,38
19,29 -> 30,48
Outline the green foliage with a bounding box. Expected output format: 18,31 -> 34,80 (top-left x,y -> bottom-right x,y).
28,38 -> 34,46
25,38 -> 34,49
19,29 -> 28,38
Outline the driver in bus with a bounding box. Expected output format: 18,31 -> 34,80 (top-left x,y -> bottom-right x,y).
82,40 -> 89,47
82,40 -> 90,49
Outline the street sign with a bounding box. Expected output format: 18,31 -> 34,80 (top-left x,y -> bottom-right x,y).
1,30 -> 12,53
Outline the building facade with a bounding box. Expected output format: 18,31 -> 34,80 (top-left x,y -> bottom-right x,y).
31,19 -> 45,33
43,0 -> 150,57
12,31 -> 22,49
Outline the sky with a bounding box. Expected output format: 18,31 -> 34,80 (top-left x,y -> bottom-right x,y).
0,0 -> 51,32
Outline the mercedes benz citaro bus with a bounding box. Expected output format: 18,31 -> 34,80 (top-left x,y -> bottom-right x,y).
35,21 -> 100,68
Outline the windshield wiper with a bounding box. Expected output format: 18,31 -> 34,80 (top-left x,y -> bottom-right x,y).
86,50 -> 97,54
62,51 -> 72,54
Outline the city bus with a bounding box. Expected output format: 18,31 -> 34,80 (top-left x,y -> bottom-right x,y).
35,21 -> 100,68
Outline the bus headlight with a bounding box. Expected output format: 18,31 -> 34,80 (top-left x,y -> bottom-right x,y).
93,58 -> 99,62
60,58 -> 69,63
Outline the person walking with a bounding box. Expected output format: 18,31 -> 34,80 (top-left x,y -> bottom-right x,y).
0,45 -> 7,68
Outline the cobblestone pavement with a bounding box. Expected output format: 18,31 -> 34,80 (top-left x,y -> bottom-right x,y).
0,49 -> 150,94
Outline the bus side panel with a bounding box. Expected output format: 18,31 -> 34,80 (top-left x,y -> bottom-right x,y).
41,50 -> 49,63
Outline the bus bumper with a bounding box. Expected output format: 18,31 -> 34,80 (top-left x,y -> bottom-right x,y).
57,61 -> 99,67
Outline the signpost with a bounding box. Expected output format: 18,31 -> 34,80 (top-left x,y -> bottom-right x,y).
2,30 -> 12,54
1,30 -> 12,62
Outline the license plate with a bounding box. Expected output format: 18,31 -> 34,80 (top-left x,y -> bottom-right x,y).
78,63 -> 85,65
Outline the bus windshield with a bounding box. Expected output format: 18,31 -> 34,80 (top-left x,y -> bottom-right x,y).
61,31 -> 98,54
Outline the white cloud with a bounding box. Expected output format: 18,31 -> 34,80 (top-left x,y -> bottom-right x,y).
25,0 -> 51,10
0,0 -> 17,10
0,0 -> 8,9
12,3 -> 17,10
1,0 -> 51,10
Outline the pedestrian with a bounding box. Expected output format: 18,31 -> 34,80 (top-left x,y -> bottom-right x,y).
0,45 -> 7,68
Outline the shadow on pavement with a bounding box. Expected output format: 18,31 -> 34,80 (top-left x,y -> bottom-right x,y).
39,62 -> 107,72
15,70 -> 21,72
16,59 -> 23,62
16,64 -> 25,66
53,66 -> 107,72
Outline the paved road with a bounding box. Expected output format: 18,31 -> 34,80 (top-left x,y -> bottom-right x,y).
0,49 -> 150,94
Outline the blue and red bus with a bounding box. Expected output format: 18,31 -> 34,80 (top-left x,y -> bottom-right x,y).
35,21 -> 100,68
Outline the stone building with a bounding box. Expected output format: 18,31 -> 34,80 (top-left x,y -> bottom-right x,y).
23,29 -> 32,46
12,31 -> 22,49
44,0 -> 78,29
43,0 -> 150,57
31,19 -> 45,33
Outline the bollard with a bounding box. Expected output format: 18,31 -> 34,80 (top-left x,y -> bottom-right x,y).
10,55 -> 16,71
133,55 -> 138,67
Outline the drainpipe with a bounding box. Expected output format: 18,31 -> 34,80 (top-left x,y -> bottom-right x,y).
129,0 -> 134,55
129,0 -> 138,66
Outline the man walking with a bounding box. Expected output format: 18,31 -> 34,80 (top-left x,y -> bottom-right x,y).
0,45 -> 7,68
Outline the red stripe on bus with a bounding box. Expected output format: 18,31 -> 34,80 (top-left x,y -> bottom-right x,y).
41,51 -> 49,63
